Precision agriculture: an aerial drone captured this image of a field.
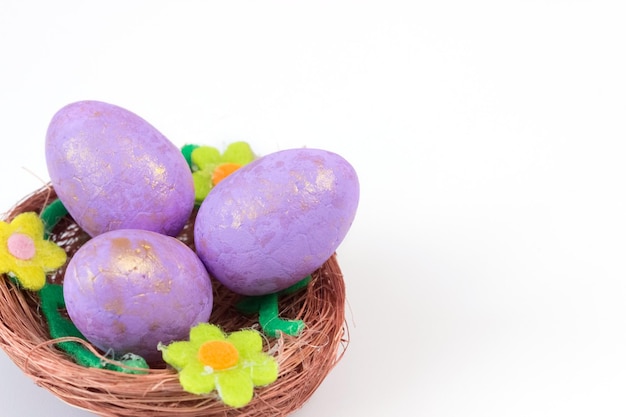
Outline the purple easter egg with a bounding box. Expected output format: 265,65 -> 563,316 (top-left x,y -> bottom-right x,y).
63,229 -> 213,364
45,100 -> 194,237
194,148 -> 359,296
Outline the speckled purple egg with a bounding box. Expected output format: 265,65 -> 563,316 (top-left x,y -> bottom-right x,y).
45,100 -> 194,237
63,229 -> 213,364
194,148 -> 359,296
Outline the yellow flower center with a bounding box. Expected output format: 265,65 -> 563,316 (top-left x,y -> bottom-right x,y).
212,163 -> 242,186
198,340 -> 239,371
7,233 -> 36,260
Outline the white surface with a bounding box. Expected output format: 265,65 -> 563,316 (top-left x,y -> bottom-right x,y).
1,1 -> 626,416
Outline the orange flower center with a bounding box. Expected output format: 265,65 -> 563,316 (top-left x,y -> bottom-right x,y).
212,163 -> 242,186
197,340 -> 239,370
7,233 -> 36,260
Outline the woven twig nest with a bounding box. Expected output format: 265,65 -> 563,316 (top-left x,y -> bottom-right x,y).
0,185 -> 349,417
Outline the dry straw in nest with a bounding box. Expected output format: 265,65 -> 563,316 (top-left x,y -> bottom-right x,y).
0,185 -> 349,417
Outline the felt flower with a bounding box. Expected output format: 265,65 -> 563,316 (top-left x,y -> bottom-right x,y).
0,212 -> 67,291
190,142 -> 255,203
159,323 -> 278,408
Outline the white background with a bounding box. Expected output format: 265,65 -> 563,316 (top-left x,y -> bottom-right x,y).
1,1 -> 626,416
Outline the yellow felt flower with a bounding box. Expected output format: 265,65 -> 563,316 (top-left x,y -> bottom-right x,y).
0,212 -> 67,290
159,323 -> 278,408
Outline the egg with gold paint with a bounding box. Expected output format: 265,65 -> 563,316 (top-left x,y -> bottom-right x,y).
45,100 -> 194,237
194,148 -> 359,296
63,229 -> 213,364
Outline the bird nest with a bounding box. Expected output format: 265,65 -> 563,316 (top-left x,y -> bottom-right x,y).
0,185 -> 349,417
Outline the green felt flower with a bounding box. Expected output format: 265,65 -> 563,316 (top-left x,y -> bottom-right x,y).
158,323 -> 278,408
189,142 -> 255,203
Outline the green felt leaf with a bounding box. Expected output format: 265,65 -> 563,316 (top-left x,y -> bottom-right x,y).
191,146 -> 221,169
189,323 -> 227,344
179,361 -> 216,395
159,340 -> 196,370
227,330 -> 262,357
245,351 -> 279,386
216,368 -> 254,408
222,142 -> 255,165
192,171 -> 213,202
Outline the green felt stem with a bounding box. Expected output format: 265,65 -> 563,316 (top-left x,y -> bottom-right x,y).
40,198 -> 68,239
37,199 -> 148,373
236,276 -> 311,338
258,293 -> 305,338
280,275 -> 311,295
39,283 -> 103,368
